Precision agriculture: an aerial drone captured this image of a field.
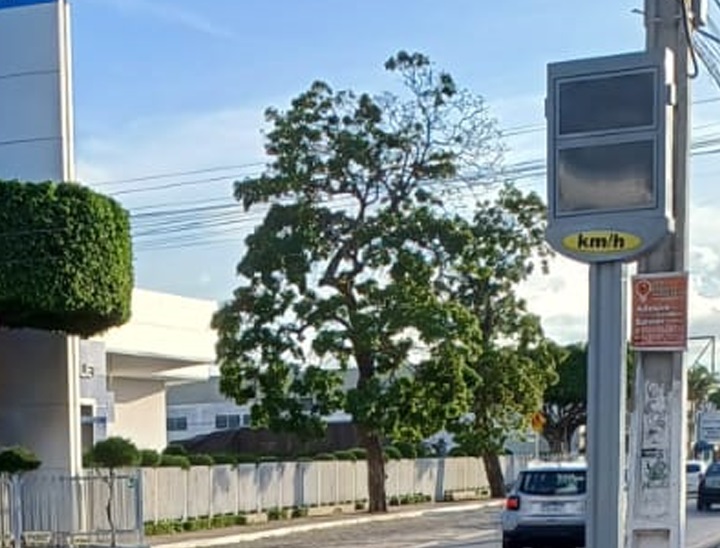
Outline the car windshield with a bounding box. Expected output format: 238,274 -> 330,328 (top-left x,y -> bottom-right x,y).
519,470 -> 586,495
687,463 -> 702,473
705,463 -> 720,476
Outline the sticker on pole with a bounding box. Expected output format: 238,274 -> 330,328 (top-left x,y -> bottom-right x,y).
631,272 -> 688,351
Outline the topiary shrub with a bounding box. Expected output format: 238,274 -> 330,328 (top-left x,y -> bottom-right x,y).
0,446 -> 41,474
86,438 -> 140,548
188,454 -> 215,466
0,180 -> 132,337
162,444 -> 188,456
159,454 -> 191,469
139,449 -> 161,467
349,447 -> 367,460
312,453 -> 336,461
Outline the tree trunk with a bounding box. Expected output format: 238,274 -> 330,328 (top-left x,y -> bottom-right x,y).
106,470 -> 116,548
359,426 -> 387,513
482,452 -> 506,498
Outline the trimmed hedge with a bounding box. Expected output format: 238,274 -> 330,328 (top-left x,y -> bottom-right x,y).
0,446 -> 41,474
0,180 -> 132,336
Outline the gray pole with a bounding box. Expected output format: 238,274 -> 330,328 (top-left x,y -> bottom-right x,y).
627,0 -> 690,546
586,262 -> 627,548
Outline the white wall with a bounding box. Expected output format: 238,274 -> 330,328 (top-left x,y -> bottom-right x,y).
166,401 -> 251,443
0,0 -> 73,182
99,289 -> 218,363
0,329 -> 82,472
108,377 -> 167,451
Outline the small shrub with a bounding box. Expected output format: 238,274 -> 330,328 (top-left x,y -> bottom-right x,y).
235,453 -> 258,464
383,446 -> 403,460
291,506 -> 309,518
313,453 -> 336,461
267,507 -> 287,521
211,453 -> 237,465
388,495 -> 400,506
188,454 -> 215,466
162,444 -> 188,456
159,454 -> 190,470
354,501 -> 366,511
349,447 -> 367,460
448,447 -> 467,457
0,446 -> 42,475
88,437 -> 140,469
257,455 -> 278,463
234,513 -> 247,526
333,450 -> 357,461
139,449 -> 161,467
394,441 -> 417,459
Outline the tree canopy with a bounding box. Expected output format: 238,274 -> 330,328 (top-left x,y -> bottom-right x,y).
214,51 -> 552,511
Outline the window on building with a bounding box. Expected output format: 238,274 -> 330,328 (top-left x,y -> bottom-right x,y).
242,414 -> 251,427
167,417 -> 188,431
215,414 -> 242,430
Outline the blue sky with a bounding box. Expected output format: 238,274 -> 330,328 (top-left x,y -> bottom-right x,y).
64,0 -> 720,348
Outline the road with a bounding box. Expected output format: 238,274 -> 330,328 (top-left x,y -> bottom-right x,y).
231,503 -> 720,548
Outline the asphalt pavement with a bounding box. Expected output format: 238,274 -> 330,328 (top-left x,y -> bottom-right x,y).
149,499 -> 720,548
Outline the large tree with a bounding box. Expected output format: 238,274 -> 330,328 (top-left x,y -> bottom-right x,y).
444,187 -> 557,497
541,343 -> 587,454
541,342 -> 636,454
214,51 -> 501,512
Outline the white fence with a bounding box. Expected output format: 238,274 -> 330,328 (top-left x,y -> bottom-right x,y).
141,457 -> 491,523
0,471 -> 144,548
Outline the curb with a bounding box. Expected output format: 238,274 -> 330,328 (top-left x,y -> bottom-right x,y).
151,500 -> 503,548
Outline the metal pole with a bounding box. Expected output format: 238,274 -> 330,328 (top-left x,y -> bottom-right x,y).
586,261 -> 627,548
627,0 -> 690,546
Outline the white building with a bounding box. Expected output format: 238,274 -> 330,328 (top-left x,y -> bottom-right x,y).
166,370 -> 358,443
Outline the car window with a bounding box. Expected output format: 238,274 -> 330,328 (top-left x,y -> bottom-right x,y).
687,463 -> 702,473
519,470 -> 586,495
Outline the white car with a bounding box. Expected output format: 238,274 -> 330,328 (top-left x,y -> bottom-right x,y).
687,459 -> 708,495
501,460 -> 586,548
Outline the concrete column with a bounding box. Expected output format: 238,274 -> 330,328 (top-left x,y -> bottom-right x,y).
0,329 -> 82,474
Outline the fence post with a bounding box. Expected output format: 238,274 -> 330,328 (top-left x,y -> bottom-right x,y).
10,476 -> 22,548
135,469 -> 145,546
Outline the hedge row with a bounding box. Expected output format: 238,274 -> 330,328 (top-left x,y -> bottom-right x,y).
128,443 -> 446,469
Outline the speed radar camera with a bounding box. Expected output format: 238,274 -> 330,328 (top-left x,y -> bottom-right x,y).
545,50 -> 675,263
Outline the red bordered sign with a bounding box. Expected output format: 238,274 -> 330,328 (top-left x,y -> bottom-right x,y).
631,272 -> 688,351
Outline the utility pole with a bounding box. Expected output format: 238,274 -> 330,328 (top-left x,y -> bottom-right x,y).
626,0 -> 695,546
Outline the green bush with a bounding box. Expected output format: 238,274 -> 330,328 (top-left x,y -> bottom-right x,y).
383,446 -> 403,460
333,450 -> 357,461
448,447 -> 467,457
257,456 -> 278,463
0,446 -> 41,474
211,453 -> 237,465
139,449 -> 161,467
159,454 -> 191,470
188,454 -> 215,466
313,453 -> 336,461
267,507 -> 287,521
394,441 -> 417,459
349,447 -> 367,460
0,180 -> 132,336
88,437 -> 140,469
291,506 -> 309,518
388,495 -> 400,506
235,453 -> 258,464
162,444 -> 188,456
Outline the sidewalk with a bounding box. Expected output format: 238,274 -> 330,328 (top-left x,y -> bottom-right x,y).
149,500 -> 503,548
